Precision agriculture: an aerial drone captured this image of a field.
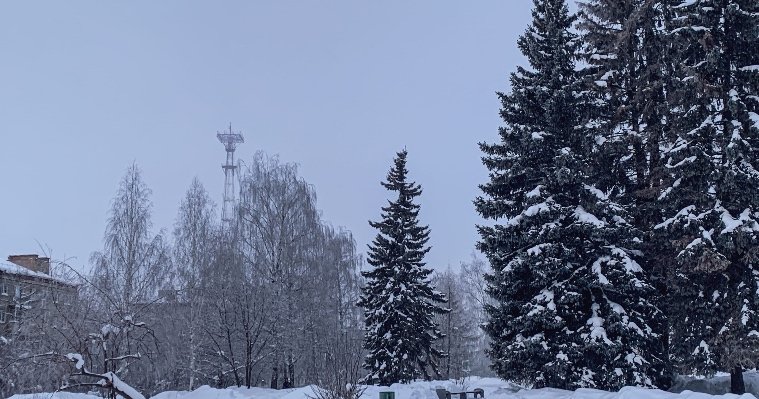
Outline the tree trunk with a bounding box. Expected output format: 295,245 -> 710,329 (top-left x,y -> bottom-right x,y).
245,326 -> 253,388
188,343 -> 196,391
282,360 -> 294,388
216,361 -> 224,388
446,286 -> 452,379
731,366 -> 745,395
188,312 -> 197,391
270,366 -> 278,389
288,360 -> 295,387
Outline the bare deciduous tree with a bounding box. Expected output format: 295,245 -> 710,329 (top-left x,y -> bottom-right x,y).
173,178 -> 217,390
4,156 -> 365,396
91,163 -> 170,308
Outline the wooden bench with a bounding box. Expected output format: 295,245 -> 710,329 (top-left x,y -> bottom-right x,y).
435,388 -> 485,399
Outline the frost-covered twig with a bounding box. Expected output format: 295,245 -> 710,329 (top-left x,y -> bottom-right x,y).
0,351 -> 58,373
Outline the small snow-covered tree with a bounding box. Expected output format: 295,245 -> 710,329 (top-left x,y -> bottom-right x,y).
476,0 -> 663,389
358,149 -> 448,385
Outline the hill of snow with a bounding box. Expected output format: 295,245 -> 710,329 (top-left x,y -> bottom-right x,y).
9,376 -> 759,399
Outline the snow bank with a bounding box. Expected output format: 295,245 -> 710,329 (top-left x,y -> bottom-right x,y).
151,385 -> 306,399
10,376 -> 759,399
671,373 -> 759,398
8,393 -> 102,399
150,379 -> 512,399
147,378 -> 759,399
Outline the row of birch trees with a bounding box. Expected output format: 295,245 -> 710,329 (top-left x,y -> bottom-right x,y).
1,153 -> 366,397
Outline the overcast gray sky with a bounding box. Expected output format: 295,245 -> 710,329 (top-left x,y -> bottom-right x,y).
0,1 -> 538,272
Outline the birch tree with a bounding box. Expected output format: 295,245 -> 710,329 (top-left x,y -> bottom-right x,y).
173,178 -> 217,390
238,153 -> 321,389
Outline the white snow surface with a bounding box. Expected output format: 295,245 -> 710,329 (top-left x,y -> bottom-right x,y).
65,353 -> 85,370
107,372 -> 146,399
10,376 -> 759,399
8,393 -> 103,399
574,206 -> 606,227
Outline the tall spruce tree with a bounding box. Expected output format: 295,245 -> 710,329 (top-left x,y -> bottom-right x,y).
577,0 -> 673,204
577,0 -> 675,387
358,150 -> 448,385
476,0 -> 663,389
656,0 -> 759,393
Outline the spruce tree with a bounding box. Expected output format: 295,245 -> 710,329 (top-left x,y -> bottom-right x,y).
577,0 -> 675,387
577,0 -> 673,204
656,0 -> 759,393
476,0 -> 663,389
358,150 -> 448,385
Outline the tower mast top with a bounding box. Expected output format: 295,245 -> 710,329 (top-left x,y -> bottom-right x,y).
217,123 -> 244,151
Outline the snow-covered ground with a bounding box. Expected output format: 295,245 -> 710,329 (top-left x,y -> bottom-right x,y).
9,376 -> 759,399
671,373 -> 759,397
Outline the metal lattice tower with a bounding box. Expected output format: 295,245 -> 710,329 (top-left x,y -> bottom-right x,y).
217,124 -> 244,228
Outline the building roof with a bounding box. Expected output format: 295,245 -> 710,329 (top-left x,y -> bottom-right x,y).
0,262 -> 76,286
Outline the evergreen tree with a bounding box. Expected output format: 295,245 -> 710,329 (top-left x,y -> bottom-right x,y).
656,0 -> 759,393
577,0 -> 675,387
577,0 -> 673,204
476,0 -> 663,389
358,150 -> 448,385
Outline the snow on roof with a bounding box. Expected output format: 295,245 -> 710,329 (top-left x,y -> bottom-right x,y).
0,262 -> 75,286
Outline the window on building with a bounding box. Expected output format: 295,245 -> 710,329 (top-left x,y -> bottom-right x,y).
8,306 -> 16,322
14,284 -> 21,298
0,283 -> 7,295
0,309 -> 5,323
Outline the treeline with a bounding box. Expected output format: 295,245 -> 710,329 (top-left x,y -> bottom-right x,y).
0,152 -> 489,398
477,0 -> 758,394
1,154 -> 367,397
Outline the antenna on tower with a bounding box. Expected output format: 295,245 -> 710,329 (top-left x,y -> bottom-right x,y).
217,123 -> 244,229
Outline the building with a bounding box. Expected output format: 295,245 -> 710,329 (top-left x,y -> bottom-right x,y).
0,254 -> 77,335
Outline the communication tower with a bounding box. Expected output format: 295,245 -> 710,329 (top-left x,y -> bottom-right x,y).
217,124 -> 244,228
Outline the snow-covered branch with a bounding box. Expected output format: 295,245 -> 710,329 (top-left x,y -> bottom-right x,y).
63,352 -> 146,399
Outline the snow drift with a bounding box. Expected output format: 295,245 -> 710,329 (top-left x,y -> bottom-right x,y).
10,376 -> 759,399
